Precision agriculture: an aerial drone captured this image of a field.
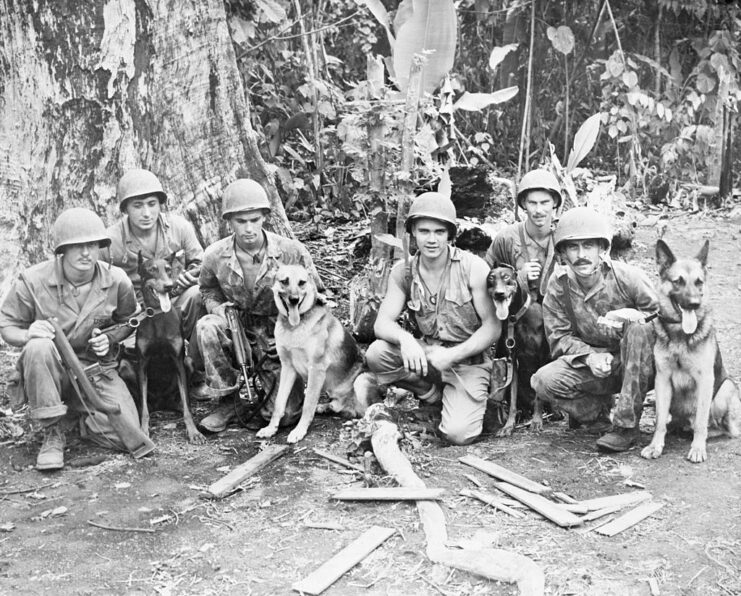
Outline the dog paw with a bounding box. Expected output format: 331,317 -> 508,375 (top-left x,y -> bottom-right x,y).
495,424 -> 514,438
640,443 -> 663,459
529,418 -> 543,433
287,427 -> 308,444
256,426 -> 278,439
687,443 -> 707,463
188,429 -> 208,444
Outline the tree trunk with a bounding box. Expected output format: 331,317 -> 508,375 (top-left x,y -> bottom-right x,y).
0,0 -> 292,297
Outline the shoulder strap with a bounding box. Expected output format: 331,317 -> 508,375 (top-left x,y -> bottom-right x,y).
558,275 -> 579,329
517,223 -> 531,263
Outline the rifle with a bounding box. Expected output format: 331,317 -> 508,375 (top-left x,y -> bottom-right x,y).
20,275 -> 155,459
224,305 -> 254,402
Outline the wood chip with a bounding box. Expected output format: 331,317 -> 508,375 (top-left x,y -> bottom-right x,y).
207,444 -> 289,499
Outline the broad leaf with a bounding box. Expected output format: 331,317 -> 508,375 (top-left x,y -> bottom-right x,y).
453,87 -> 518,111
547,25 -> 574,55
374,233 -> 403,250
255,0 -> 286,23
393,0 -> 457,95
489,44 -> 518,72
438,167 -> 452,197
355,0 -> 395,47
566,113 -> 602,172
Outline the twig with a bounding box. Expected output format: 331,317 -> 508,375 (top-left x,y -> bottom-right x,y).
0,483 -> 54,495
687,566 -> 707,587
87,520 -> 157,533
417,572 -> 454,596
313,447 -> 364,473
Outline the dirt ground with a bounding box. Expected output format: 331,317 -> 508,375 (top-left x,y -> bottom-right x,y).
1,208 -> 740,596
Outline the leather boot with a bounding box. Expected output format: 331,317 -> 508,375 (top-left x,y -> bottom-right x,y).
596,426 -> 639,452
37,425 -> 65,471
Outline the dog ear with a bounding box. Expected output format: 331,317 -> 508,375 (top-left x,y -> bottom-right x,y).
655,240 -> 675,274
695,239 -> 709,267
314,291 -> 328,305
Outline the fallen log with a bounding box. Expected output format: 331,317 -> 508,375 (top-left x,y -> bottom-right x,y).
207,444 -> 289,499
459,455 -> 552,495
594,501 -> 664,537
494,482 -> 583,528
364,404 -> 545,596
332,487 -> 445,501
292,525 -> 396,595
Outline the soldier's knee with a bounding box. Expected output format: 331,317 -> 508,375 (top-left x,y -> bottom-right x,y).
21,337 -> 57,362
196,314 -> 223,336
439,424 -> 479,446
365,340 -> 391,372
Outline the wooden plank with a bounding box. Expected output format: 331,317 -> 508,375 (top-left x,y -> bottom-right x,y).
459,455 -> 551,495
594,501 -> 664,536
460,488 -> 526,519
332,487 -> 445,501
292,526 -> 396,595
313,448 -> 365,473
494,482 -> 583,528
207,444 -> 289,499
582,501 -> 642,522
556,502 -> 589,515
552,491 -> 578,504
579,490 -> 651,512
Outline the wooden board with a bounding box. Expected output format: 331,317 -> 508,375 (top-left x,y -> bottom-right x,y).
332,487 -> 445,501
494,482 -> 583,528
579,490 -> 651,512
459,455 -> 551,495
594,501 -> 664,536
460,488 -> 526,519
292,526 -> 396,595
207,444 -> 289,499
313,448 -> 365,473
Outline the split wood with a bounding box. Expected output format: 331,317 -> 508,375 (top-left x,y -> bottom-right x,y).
459,488 -> 526,519
292,525 -> 395,595
493,482 -> 583,528
366,406 -> 544,596
313,448 -> 365,473
594,501 -> 664,536
579,490 -> 652,512
207,444 -> 289,499
459,454 -> 551,495
332,487 -> 445,501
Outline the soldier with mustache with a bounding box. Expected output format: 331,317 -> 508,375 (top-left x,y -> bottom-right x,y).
531,207 -> 659,452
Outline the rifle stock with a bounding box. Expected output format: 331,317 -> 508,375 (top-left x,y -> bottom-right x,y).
225,305 -> 254,401
20,275 -> 155,458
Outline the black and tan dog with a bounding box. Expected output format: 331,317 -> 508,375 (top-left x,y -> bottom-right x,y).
641,240 -> 740,463
256,264 -> 379,443
486,263 -> 549,436
136,253 -> 205,444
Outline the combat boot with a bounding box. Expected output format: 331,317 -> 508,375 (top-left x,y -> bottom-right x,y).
596,426 -> 639,452
36,425 -> 65,471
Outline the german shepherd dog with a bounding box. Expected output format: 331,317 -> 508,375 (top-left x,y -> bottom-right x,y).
256,264 -> 380,443
641,240 -> 740,463
486,264 -> 549,436
136,253 -> 205,444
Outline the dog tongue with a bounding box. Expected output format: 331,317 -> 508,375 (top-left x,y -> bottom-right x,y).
287,303 -> 300,327
681,307 -> 697,334
158,292 -> 172,313
495,302 -> 509,321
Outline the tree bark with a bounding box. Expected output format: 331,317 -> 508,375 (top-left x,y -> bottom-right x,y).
0,0 -> 292,297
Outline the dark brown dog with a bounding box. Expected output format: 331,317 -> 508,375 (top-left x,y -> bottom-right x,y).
487,263 -> 549,436
256,264 -> 379,443
136,253 -> 205,444
641,240 -> 740,463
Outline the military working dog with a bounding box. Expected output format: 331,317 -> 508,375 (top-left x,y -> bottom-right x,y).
256,264 -> 379,443
641,239 -> 740,463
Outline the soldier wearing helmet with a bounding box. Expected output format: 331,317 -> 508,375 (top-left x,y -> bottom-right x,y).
366,192 -> 499,445
194,178 -> 323,433
531,207 -> 659,453
106,169 -> 204,341
0,208 -> 143,470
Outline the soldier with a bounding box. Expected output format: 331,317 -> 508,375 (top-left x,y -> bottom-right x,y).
531,207 -> 658,452
0,208 -> 143,470
195,178 -> 322,432
366,193 -> 499,445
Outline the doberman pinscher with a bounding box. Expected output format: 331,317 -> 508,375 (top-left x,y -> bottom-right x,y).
136,252 -> 205,444
487,263 -> 549,436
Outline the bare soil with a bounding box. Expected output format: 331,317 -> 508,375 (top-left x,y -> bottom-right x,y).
1,210 -> 740,596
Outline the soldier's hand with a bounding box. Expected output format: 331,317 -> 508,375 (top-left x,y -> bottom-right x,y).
176,270 -> 198,289
211,302 -> 233,321
27,320 -> 56,341
399,333 -> 428,377
88,328 -> 110,357
603,308 -> 647,324
522,260 -> 542,281
586,352 -> 613,378
425,345 -> 456,372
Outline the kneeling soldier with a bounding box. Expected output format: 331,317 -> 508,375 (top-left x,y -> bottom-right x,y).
0,208 -> 145,470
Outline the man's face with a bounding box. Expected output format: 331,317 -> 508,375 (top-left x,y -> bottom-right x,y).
561,239 -> 605,277
229,210 -> 266,250
412,218 -> 451,259
125,196 -> 162,232
522,190 -> 555,230
63,242 -> 101,275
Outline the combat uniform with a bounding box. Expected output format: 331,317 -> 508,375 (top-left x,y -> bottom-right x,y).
366,246 -> 493,444
531,258 -> 658,427
0,259 -> 141,449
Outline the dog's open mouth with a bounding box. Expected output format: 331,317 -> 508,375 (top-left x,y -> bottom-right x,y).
678,304 -> 698,334
157,291 -> 172,313
492,295 -> 512,321
282,296 -> 302,327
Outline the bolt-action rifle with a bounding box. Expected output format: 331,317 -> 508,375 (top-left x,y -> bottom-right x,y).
224,305 -> 254,402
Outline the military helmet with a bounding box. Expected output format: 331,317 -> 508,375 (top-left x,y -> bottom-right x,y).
404,192 -> 457,235
117,169 -> 167,212
553,207 -> 611,251
517,168 -> 562,209
53,207 -> 111,253
221,179 -> 271,220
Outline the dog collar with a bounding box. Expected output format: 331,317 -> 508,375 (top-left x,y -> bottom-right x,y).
509,292 -> 531,324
